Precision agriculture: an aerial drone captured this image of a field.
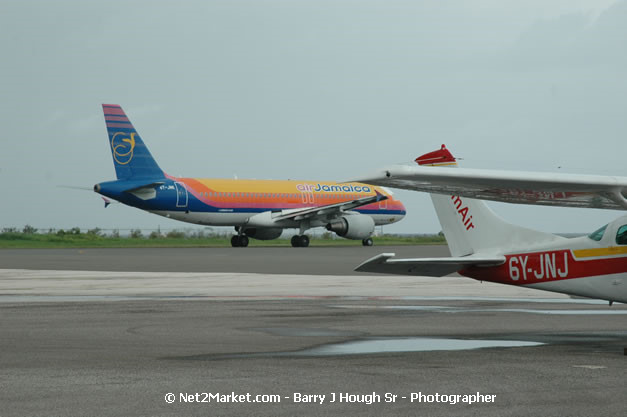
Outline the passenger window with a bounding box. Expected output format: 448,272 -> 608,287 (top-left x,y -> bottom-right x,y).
616,225 -> 627,245
588,224 -> 607,242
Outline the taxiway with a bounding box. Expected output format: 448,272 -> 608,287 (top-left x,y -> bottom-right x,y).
1,246 -> 625,416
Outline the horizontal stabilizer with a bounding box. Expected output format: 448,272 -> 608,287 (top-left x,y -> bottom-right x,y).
123,181 -> 165,194
355,253 -> 505,276
123,181 -> 164,200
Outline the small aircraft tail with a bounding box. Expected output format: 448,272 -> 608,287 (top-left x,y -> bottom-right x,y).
416,145 -> 562,256
102,104 -> 165,180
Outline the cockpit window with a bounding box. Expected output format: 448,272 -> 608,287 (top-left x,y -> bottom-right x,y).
616,225 -> 627,245
588,224 -> 607,241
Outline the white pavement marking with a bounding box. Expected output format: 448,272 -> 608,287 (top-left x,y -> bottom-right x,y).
0,269 -> 568,299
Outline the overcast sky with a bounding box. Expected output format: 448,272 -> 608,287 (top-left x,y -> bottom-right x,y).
2,0 -> 626,235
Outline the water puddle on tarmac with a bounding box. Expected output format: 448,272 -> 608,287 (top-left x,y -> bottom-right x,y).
199,337 -> 543,360
293,337 -> 543,356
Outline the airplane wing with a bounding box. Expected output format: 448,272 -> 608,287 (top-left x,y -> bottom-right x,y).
355,253 -> 505,276
272,190 -> 388,222
352,165 -> 627,210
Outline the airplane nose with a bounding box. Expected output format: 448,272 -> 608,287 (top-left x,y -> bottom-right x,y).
398,200 -> 407,216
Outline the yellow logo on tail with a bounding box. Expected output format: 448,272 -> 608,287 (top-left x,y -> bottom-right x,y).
111,132 -> 136,165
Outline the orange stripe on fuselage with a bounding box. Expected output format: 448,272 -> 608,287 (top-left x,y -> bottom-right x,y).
573,246 -> 627,259
174,178 -> 404,211
190,179 -> 377,194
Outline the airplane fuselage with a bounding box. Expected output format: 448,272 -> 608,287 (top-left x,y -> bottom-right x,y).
460,215 -> 627,303
356,144 -> 627,304
96,104 -> 407,247
96,177 -> 405,228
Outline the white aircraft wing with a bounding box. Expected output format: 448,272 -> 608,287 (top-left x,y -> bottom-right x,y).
352,165 -> 627,210
273,190 -> 387,222
355,253 -> 505,276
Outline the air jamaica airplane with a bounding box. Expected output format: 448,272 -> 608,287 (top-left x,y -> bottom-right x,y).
94,104 -> 406,247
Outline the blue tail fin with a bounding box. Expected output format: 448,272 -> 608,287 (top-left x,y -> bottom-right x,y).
102,104 -> 165,180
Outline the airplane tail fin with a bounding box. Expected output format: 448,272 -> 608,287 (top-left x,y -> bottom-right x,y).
102,104 -> 165,180
416,145 -> 562,256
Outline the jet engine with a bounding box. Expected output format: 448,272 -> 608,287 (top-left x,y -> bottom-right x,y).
326,215 -> 375,240
243,227 -> 283,241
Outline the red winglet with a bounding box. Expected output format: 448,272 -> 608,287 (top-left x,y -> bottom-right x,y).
415,144 -> 456,166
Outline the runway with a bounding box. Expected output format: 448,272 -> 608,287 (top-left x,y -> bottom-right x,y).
1,246 -> 626,416
0,245 -> 448,274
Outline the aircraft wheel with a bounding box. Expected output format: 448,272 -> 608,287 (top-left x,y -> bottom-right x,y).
299,235 -> 310,247
291,235 -> 300,247
231,235 -> 249,247
362,238 -> 373,246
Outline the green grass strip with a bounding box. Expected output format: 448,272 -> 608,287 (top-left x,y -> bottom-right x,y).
0,232 -> 445,249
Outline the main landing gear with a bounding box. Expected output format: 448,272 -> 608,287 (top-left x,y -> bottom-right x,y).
290,235 -> 310,247
231,235 -> 249,247
362,238 -> 373,246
